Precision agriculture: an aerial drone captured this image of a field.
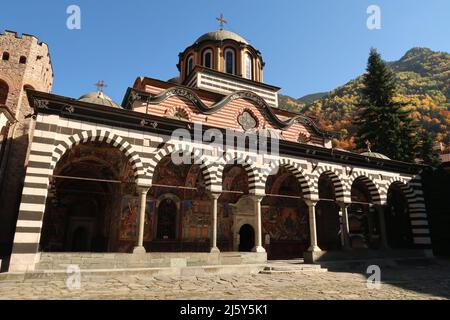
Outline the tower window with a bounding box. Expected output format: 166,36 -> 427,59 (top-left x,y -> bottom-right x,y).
244,53 -> 253,80
186,55 -> 194,77
224,48 -> 235,75
19,56 -> 27,64
0,80 -> 9,105
202,49 -> 213,69
2,52 -> 9,61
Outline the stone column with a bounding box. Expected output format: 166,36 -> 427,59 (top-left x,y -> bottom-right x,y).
209,192 -> 221,253
305,200 -> 321,252
339,202 -> 351,249
133,187 -> 149,254
375,204 -> 389,249
252,195 -> 266,253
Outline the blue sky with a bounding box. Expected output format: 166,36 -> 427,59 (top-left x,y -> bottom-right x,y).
1,0 -> 449,102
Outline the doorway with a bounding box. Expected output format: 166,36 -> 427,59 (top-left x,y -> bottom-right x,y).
156,198 -> 178,240
239,224 -> 255,252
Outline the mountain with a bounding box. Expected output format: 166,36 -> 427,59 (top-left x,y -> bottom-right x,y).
297,92 -> 328,105
278,47 -> 450,151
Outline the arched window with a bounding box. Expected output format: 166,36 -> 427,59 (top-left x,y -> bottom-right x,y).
244,53 -> 253,80
0,80 -> 9,105
224,48 -> 235,75
19,56 -> 27,64
2,52 -> 10,61
202,49 -> 213,69
186,55 -> 194,78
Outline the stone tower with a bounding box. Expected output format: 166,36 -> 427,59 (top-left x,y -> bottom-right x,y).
0,30 -> 53,257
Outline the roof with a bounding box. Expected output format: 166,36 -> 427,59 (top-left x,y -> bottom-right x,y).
78,92 -> 121,109
194,29 -> 249,45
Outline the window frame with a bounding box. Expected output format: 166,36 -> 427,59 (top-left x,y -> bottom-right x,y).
244,52 -> 253,80
186,55 -> 194,78
202,48 -> 213,69
224,48 -> 236,75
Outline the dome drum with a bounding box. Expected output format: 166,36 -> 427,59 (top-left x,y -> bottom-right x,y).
178,29 -> 265,84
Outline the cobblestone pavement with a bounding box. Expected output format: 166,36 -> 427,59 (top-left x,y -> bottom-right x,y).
1,262 -> 449,300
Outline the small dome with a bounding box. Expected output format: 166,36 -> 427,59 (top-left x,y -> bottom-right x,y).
195,29 -> 249,45
360,152 -> 390,160
78,92 -> 121,108
168,76 -> 181,84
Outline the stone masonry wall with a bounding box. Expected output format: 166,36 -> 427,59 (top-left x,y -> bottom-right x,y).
0,30 -> 53,256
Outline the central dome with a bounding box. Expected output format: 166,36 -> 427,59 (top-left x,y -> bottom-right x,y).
194,29 -> 249,45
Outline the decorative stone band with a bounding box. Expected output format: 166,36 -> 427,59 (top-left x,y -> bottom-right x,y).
261,158 -> 316,200
216,152 -> 261,194
390,177 -> 431,246
145,143 -> 217,190
50,129 -> 146,180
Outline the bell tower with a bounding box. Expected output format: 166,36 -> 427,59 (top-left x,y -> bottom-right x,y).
0,30 -> 53,257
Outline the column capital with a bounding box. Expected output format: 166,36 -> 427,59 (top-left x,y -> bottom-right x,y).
207,191 -> 221,200
137,186 -> 150,194
304,199 -> 317,207
251,194 -> 265,202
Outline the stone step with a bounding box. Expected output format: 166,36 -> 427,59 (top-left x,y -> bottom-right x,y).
260,264 -> 327,274
34,252 -> 267,270
0,264 -> 267,281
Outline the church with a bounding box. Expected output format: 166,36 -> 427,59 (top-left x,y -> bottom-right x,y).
0,24 -> 432,273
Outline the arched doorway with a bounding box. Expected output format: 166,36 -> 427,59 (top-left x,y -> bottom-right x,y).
263,167 -> 309,259
221,164 -> 249,252
40,141 -> 135,253
385,183 -> 414,248
71,226 -> 90,252
316,174 -> 341,250
239,224 -> 255,252
156,198 -> 178,240
349,177 -> 381,249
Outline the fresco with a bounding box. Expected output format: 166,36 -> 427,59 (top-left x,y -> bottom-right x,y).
181,199 -> 211,240
118,196 -> 153,241
262,206 -> 308,241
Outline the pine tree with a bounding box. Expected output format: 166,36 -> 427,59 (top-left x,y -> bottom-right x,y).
356,48 -> 418,161
418,130 -> 441,167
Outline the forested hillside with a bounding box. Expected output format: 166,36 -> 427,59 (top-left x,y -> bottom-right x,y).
278,48 -> 450,151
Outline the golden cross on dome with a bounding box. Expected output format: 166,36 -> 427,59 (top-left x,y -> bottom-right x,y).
95,80 -> 108,93
216,14 -> 227,30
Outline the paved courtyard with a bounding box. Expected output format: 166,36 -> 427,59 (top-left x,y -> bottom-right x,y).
0,260 -> 449,300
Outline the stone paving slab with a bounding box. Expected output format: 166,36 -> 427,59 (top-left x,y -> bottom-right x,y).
0,262 -> 449,300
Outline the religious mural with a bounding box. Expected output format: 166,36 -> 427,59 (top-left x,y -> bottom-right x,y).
262,206 -> 308,241
119,196 -> 153,241
182,199 -> 210,240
